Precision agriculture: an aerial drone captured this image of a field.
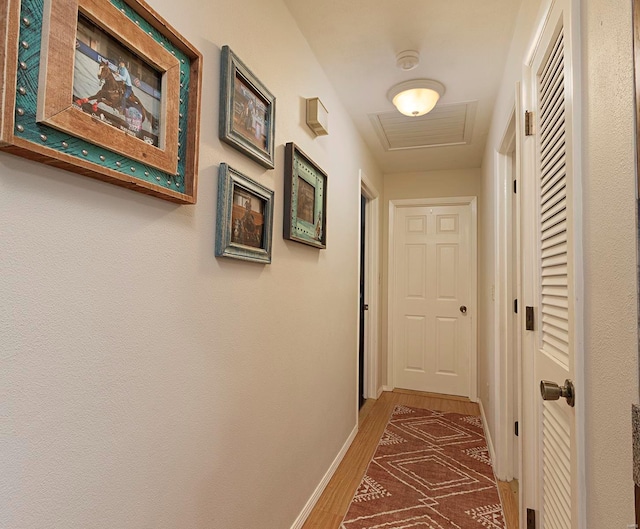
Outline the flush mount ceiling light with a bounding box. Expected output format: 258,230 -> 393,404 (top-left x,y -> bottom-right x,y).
387,79 -> 446,117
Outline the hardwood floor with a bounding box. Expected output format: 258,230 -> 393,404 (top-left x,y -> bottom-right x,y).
301,389 -> 519,529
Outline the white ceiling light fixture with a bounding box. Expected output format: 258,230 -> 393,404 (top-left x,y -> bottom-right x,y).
387,79 -> 446,117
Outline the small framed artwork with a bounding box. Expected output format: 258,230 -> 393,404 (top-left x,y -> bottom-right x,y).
219,45 -> 275,169
0,0 -> 202,203
215,163 -> 274,263
284,142 -> 327,249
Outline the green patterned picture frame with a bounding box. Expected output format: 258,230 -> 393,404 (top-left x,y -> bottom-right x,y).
0,0 -> 202,203
283,142 -> 327,249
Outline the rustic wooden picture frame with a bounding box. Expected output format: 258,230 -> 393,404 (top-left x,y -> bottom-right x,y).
215,163 -> 274,264
283,142 -> 327,249
0,0 -> 202,203
219,45 -> 275,169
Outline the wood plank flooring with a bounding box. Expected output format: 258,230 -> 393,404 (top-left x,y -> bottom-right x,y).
301,389 -> 519,529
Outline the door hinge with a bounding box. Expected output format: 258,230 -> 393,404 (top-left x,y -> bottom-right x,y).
515,421 -> 519,436
513,179 -> 517,193
525,110 -> 534,136
514,299 -> 518,314
526,508 -> 536,529
525,306 -> 535,331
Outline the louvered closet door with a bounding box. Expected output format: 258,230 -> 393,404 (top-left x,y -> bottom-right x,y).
531,0 -> 577,527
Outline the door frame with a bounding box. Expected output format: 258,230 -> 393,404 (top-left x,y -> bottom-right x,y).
387,196 -> 478,401
494,97 -> 522,483
360,171 -> 381,400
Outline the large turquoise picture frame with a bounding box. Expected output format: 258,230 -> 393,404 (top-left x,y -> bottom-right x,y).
0,0 -> 202,203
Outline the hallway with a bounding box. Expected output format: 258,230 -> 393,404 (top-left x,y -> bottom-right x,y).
1,0 -> 638,527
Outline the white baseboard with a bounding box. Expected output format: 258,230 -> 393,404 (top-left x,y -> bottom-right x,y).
382,385 -> 394,393
478,399 -> 497,468
376,385 -> 385,398
290,424 -> 359,529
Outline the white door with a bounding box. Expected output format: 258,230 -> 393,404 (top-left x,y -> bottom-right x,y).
522,0 -> 582,526
391,200 -> 475,397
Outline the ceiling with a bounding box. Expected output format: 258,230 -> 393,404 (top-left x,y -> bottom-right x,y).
283,0 -> 523,174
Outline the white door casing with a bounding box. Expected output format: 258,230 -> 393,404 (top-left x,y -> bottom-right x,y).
388,197 -> 477,399
494,101 -> 522,483
360,171 -> 381,400
521,0 -> 585,526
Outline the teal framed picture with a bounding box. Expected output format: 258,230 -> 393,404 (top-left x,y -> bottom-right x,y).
0,0 -> 202,203
283,142 -> 327,249
215,163 -> 274,264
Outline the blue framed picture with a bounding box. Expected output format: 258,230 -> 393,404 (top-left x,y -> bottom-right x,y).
215,163 -> 274,263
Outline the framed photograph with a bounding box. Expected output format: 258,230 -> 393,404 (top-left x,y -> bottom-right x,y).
283,142 -> 327,249
219,46 -> 275,169
215,163 -> 274,263
0,0 -> 202,203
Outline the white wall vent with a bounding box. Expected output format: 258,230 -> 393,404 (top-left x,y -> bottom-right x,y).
369,101 -> 477,151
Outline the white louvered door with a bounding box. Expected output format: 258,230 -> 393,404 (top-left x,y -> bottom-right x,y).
527,0 -> 578,527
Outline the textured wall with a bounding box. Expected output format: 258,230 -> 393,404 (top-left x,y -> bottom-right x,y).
582,0 -> 638,524
0,0 -> 382,527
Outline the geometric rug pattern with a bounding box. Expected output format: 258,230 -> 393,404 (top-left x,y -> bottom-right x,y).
340,406 -> 506,529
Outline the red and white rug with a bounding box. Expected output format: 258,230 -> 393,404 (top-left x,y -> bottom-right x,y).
341,405 -> 506,529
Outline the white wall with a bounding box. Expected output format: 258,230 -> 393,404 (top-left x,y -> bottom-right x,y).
381,168 -> 481,386
0,0 -> 382,527
582,0 -> 638,524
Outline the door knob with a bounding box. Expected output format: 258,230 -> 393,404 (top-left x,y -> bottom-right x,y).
540,379 -> 575,407
460,305 -> 467,314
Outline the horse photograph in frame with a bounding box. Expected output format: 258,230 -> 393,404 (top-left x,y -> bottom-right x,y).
219,45 -> 275,169
0,0 -> 202,204
230,187 -> 265,249
215,163 -> 274,264
73,14 -> 161,147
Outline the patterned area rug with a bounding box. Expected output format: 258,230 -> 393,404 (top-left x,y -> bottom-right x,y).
340,405 -> 506,529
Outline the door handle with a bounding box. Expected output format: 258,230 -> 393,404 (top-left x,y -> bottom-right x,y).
540,379 -> 575,407
460,305 -> 467,314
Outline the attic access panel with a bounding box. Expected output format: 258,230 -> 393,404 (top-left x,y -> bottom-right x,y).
369,101 -> 477,151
